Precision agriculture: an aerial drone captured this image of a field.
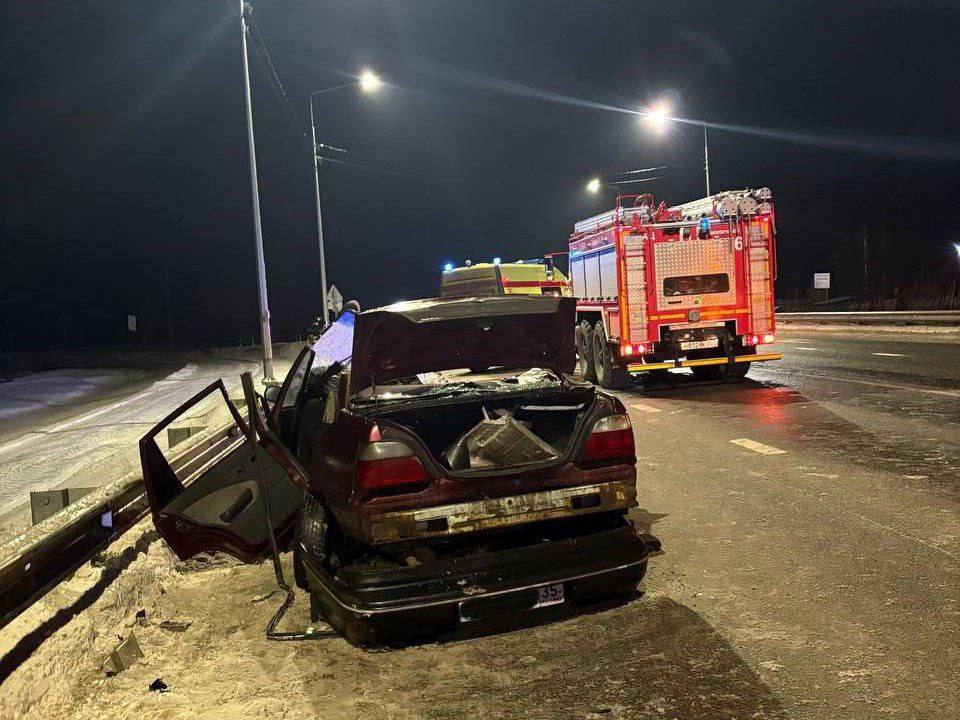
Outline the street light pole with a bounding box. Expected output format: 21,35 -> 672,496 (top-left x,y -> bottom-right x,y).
703,122 -> 711,197
308,93 -> 330,330
239,0 -> 275,382
307,71 -> 381,329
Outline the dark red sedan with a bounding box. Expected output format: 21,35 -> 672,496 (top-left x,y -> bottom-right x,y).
140,295 -> 660,646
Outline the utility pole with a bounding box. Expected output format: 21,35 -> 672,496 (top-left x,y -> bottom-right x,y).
239,0 -> 275,382
703,122 -> 711,197
309,95 -> 330,328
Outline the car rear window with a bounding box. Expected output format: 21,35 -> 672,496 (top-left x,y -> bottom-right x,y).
663,273 -> 729,296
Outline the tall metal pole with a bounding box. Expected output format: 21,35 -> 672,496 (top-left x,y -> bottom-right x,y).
309,94 -> 330,328
703,122 -> 711,197
239,0 -> 275,382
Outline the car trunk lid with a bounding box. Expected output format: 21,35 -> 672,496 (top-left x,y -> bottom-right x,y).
349,296 -> 576,395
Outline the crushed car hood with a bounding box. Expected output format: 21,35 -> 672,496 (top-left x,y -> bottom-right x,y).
349,295 -> 576,394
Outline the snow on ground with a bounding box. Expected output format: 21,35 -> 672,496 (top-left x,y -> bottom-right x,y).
0,518 -> 784,720
0,369 -> 153,422
0,350 -> 296,540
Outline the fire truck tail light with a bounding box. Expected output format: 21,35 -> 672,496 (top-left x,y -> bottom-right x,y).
621,344 -> 633,356
762,333 -> 775,344
579,414 -> 636,463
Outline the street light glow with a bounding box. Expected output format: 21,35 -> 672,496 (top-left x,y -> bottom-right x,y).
443,262 -> 454,272
954,242 -> 960,258
359,69 -> 382,93
643,101 -> 672,133
586,177 -> 601,194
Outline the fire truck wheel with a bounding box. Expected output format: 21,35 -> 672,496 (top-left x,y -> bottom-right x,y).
576,321 -> 597,382
592,322 -> 630,389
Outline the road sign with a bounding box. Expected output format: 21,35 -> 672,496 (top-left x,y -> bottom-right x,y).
127,314 -> 137,332
326,284 -> 343,315
813,273 -> 831,290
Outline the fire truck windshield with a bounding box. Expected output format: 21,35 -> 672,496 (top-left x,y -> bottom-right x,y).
663,273 -> 730,296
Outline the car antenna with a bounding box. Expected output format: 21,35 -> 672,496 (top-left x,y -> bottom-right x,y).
241,372 -> 335,642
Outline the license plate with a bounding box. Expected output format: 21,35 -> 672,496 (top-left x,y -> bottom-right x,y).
681,338 -> 719,350
533,583 -> 565,608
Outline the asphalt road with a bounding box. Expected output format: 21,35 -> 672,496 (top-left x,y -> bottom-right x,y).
2,329 -> 958,719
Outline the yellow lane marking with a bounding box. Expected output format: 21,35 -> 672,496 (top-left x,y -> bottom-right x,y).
730,438 -> 787,455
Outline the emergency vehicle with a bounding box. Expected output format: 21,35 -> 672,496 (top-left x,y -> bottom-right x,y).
569,188 -> 781,388
439,258 -> 572,297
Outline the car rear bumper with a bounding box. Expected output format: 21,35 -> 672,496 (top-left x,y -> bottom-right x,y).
303,519 -> 661,646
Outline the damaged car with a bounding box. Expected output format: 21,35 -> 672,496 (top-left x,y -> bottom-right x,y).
139,295 -> 661,646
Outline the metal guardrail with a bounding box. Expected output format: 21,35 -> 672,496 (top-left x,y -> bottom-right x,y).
777,310 -> 960,327
0,424 -> 235,630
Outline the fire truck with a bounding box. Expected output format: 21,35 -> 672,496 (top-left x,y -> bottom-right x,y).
569,188 -> 782,389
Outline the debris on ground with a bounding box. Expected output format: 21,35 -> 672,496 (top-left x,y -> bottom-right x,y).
158,620 -> 192,633
102,633 -> 142,675
148,678 -> 169,693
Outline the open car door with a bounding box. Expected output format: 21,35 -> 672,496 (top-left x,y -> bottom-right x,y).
139,378 -> 306,563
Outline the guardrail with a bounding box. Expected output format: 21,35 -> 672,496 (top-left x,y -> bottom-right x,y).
0,423 -> 235,631
777,310 -> 960,327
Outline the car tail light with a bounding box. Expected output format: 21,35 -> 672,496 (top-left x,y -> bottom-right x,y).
579,414 -> 636,463
356,439 -> 431,494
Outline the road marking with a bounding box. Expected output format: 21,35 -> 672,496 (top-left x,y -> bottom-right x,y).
794,347 -> 821,351
811,374 -> 960,398
730,438 -> 787,455
871,352 -> 907,357
630,403 -> 662,413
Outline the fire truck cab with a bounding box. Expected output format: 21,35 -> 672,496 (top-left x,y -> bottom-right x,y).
569,189 -> 781,389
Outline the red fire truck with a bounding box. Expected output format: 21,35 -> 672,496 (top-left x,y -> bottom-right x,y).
569,188 -> 782,388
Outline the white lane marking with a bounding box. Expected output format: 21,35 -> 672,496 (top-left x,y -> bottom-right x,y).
777,339 -> 812,343
872,352 -> 907,357
730,438 -> 787,455
794,347 -> 821,351
813,375 -> 960,399
630,403 -> 662,413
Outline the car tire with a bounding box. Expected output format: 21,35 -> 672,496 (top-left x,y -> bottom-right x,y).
294,491 -> 329,591
576,321 -> 597,382
592,322 -> 630,390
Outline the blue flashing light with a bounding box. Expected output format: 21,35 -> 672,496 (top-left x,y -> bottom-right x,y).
443,262 -> 454,272
492,256 -> 502,265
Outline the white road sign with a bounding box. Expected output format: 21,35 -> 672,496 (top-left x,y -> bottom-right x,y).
127,314 -> 137,332
326,284 -> 343,315
813,273 -> 831,290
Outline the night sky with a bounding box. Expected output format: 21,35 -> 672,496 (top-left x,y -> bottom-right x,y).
2,1 -> 958,351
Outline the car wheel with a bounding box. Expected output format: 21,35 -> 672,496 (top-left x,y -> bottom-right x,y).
576,321 -> 597,382
592,322 -> 630,390
294,491 -> 328,590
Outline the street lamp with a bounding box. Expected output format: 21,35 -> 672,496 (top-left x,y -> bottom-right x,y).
586,177 -> 602,194
309,70 -> 383,327
359,69 -> 382,93
238,0 -> 275,382
641,100 -> 711,197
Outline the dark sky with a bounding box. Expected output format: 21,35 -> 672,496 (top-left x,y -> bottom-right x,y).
2,1 -> 958,350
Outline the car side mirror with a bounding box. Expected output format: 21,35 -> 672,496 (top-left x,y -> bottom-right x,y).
260,384 -> 281,415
